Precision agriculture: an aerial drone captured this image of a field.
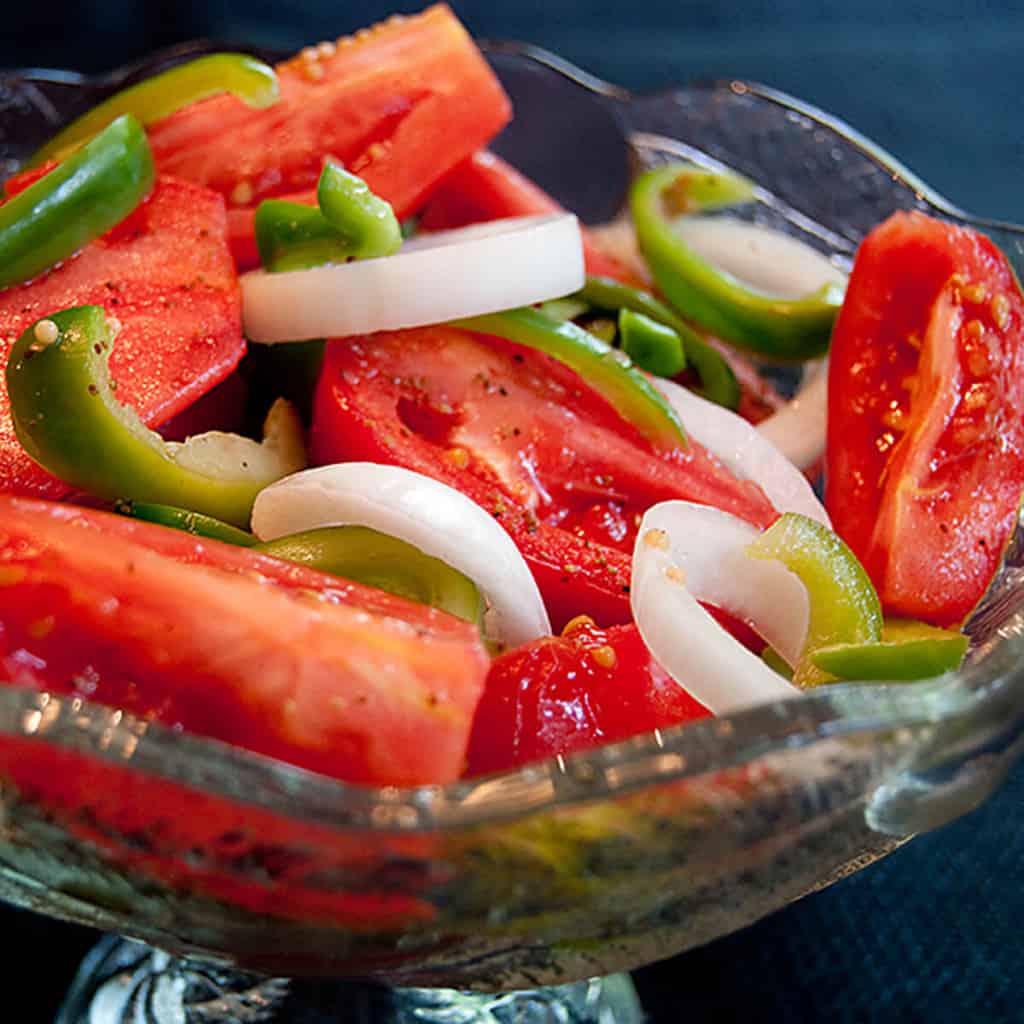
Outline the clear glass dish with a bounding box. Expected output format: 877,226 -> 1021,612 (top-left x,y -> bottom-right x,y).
0,42 -> 1022,995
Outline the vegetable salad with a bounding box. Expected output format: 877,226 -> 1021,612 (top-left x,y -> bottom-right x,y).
0,5 -> 1011,786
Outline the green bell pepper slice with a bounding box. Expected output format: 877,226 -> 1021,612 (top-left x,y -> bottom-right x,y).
454,306 -> 686,449
747,512 -> 883,687
255,163 -> 402,272
115,500 -> 259,547
810,619 -> 968,681
253,526 -> 485,627
316,162 -> 402,260
617,308 -> 686,378
6,306 -> 306,528
254,201 -> 354,273
0,115 -> 154,290
577,275 -> 740,409
630,164 -> 845,360
31,54 -> 279,166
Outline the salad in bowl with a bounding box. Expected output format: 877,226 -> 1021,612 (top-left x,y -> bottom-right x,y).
0,2 -> 1021,997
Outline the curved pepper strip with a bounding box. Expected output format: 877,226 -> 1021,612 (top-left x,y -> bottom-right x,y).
630,164 -> 844,360
31,54 -> 279,166
454,307 -> 686,450
6,307 -> 305,527
747,512 -> 882,686
577,275 -> 740,409
253,526 -> 485,628
115,501 -> 259,547
810,619 -> 968,681
617,309 -> 686,378
255,164 -> 402,272
0,115 -> 153,290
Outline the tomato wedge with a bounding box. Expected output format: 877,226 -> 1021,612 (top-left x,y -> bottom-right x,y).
420,149 -> 643,285
0,175 -> 244,497
465,617 -> 709,776
311,326 -> 777,629
0,496 -> 489,785
146,6 -> 511,268
825,211 -> 1024,626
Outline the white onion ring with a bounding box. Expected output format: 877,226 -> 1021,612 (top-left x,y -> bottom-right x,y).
241,214 -> 584,343
631,502 -> 800,714
654,376 -> 830,525
756,363 -> 829,472
251,463 -> 551,648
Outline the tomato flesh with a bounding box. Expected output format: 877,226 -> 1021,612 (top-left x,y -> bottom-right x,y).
826,211 -> 1024,626
0,496 -> 489,785
465,618 -> 709,776
146,7 -> 511,268
311,326 -> 776,629
0,175 -> 244,497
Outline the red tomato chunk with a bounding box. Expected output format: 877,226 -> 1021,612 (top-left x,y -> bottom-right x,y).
147,6 -> 512,268
466,617 -> 709,776
826,211 -> 1024,626
0,497 -> 489,786
311,326 -> 777,630
0,176 -> 244,497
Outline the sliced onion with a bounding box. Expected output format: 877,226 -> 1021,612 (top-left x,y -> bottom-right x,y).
645,501 -> 808,666
631,502 -> 800,714
756,362 -> 829,472
251,463 -> 551,648
241,214 -> 584,343
654,375 -> 830,526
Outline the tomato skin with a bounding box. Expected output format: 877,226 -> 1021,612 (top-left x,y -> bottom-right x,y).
419,149 -> 643,285
0,496 -> 489,786
465,619 -> 709,776
311,326 -> 776,630
146,7 -> 511,269
0,175 -> 244,497
826,211 -> 1024,626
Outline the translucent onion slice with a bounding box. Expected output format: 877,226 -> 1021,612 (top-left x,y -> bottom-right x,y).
654,376 -> 830,525
251,463 -> 551,648
672,215 -> 847,300
756,362 -> 829,472
241,214 -> 584,343
644,501 -> 809,666
632,502 -> 800,714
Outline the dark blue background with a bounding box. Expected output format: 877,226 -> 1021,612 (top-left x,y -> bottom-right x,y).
2,2 -> 1023,1020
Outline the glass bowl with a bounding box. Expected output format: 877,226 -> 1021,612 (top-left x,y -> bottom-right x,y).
0,42 -> 1022,995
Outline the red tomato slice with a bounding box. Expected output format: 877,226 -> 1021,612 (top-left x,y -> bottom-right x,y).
146,6 -> 511,269
310,326 -> 777,629
0,175 -> 244,497
419,149 -> 643,285
826,211 -> 1024,626
0,496 -> 489,785
465,617 -> 709,776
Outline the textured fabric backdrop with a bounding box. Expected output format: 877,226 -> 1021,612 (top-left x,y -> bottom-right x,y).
1,3 -> 1023,1021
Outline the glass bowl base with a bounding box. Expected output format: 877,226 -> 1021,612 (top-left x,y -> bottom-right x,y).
56,935 -> 645,1024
